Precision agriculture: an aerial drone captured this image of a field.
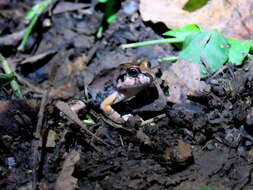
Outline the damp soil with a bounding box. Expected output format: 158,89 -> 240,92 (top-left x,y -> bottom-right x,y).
1,1 -> 253,190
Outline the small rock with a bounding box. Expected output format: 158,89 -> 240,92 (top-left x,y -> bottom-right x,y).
46,130 -> 57,148
246,107 -> 253,126
164,140 -> 193,165
136,129 -> 151,145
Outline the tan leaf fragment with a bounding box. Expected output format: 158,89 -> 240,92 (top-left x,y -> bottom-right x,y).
54,150 -> 80,190
140,0 -> 253,40
161,59 -> 209,104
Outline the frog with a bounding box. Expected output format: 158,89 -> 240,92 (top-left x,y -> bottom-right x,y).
86,60 -> 167,124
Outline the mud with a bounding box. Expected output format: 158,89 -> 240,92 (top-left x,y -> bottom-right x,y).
0,0 -> 253,190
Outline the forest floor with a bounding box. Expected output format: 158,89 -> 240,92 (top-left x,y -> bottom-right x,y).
0,1 -> 253,190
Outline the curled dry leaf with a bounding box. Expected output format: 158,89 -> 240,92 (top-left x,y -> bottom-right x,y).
49,82 -> 78,99
140,0 -> 253,40
54,150 -> 80,190
53,2 -> 90,14
161,59 -> 209,104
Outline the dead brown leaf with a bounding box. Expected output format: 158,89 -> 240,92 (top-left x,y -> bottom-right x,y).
161,59 -> 209,104
54,150 -> 80,190
48,82 -> 78,99
53,2 -> 90,14
140,0 -> 253,40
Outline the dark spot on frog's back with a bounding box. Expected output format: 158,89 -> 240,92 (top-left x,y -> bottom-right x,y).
90,87 -> 116,106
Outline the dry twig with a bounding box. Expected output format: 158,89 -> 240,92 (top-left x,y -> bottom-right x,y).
32,92 -> 48,190
55,101 -> 111,147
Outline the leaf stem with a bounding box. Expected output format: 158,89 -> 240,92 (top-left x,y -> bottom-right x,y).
158,56 -> 178,62
121,38 -> 182,49
0,54 -> 24,99
17,14 -> 39,51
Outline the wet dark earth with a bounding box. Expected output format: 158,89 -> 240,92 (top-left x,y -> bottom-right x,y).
1,0 -> 253,190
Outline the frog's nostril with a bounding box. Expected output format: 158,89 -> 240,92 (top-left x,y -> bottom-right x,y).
127,68 -> 139,77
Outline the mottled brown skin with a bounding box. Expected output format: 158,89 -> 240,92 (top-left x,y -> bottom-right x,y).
87,61 -> 165,124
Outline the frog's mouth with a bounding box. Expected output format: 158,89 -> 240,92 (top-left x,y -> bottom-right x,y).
116,73 -> 153,90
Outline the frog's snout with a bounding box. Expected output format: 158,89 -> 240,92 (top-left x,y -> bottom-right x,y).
116,72 -> 153,90
139,73 -> 153,85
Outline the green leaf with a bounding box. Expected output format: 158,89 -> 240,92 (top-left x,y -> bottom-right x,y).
183,0 -> 208,12
0,73 -> 14,86
82,115 -> 96,125
163,24 -> 201,40
179,30 -> 228,77
201,30 -> 228,73
106,14 -> 116,24
197,186 -> 213,190
0,73 -> 14,80
227,38 -> 252,65
179,31 -> 211,63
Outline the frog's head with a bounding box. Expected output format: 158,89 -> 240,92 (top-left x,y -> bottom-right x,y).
116,61 -> 154,90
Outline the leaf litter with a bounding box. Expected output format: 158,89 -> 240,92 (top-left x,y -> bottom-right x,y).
1,0 -> 253,189
161,59 -> 209,104
140,0 -> 253,40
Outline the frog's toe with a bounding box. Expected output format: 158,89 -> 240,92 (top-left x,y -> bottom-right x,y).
122,114 -> 134,121
122,114 -> 144,122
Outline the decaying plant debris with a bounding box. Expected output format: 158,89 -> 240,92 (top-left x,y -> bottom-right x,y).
1,0 -> 253,190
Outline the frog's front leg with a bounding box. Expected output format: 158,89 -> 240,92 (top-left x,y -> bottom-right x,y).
100,92 -> 126,124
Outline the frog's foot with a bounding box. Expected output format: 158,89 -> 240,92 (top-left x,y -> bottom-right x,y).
122,114 -> 133,121
105,109 -> 125,124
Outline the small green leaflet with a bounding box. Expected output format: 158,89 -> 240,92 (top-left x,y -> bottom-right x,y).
106,14 -> 117,24
82,115 -> 96,125
183,0 -> 208,12
0,73 -> 14,86
0,73 -> 13,80
163,24 -> 201,41
227,38 -> 252,65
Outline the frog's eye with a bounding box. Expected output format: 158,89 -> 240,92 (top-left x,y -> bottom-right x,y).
127,68 -> 140,77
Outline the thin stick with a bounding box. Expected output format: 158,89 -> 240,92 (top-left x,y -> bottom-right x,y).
32,92 -> 48,190
141,114 -> 166,126
56,101 -> 111,147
